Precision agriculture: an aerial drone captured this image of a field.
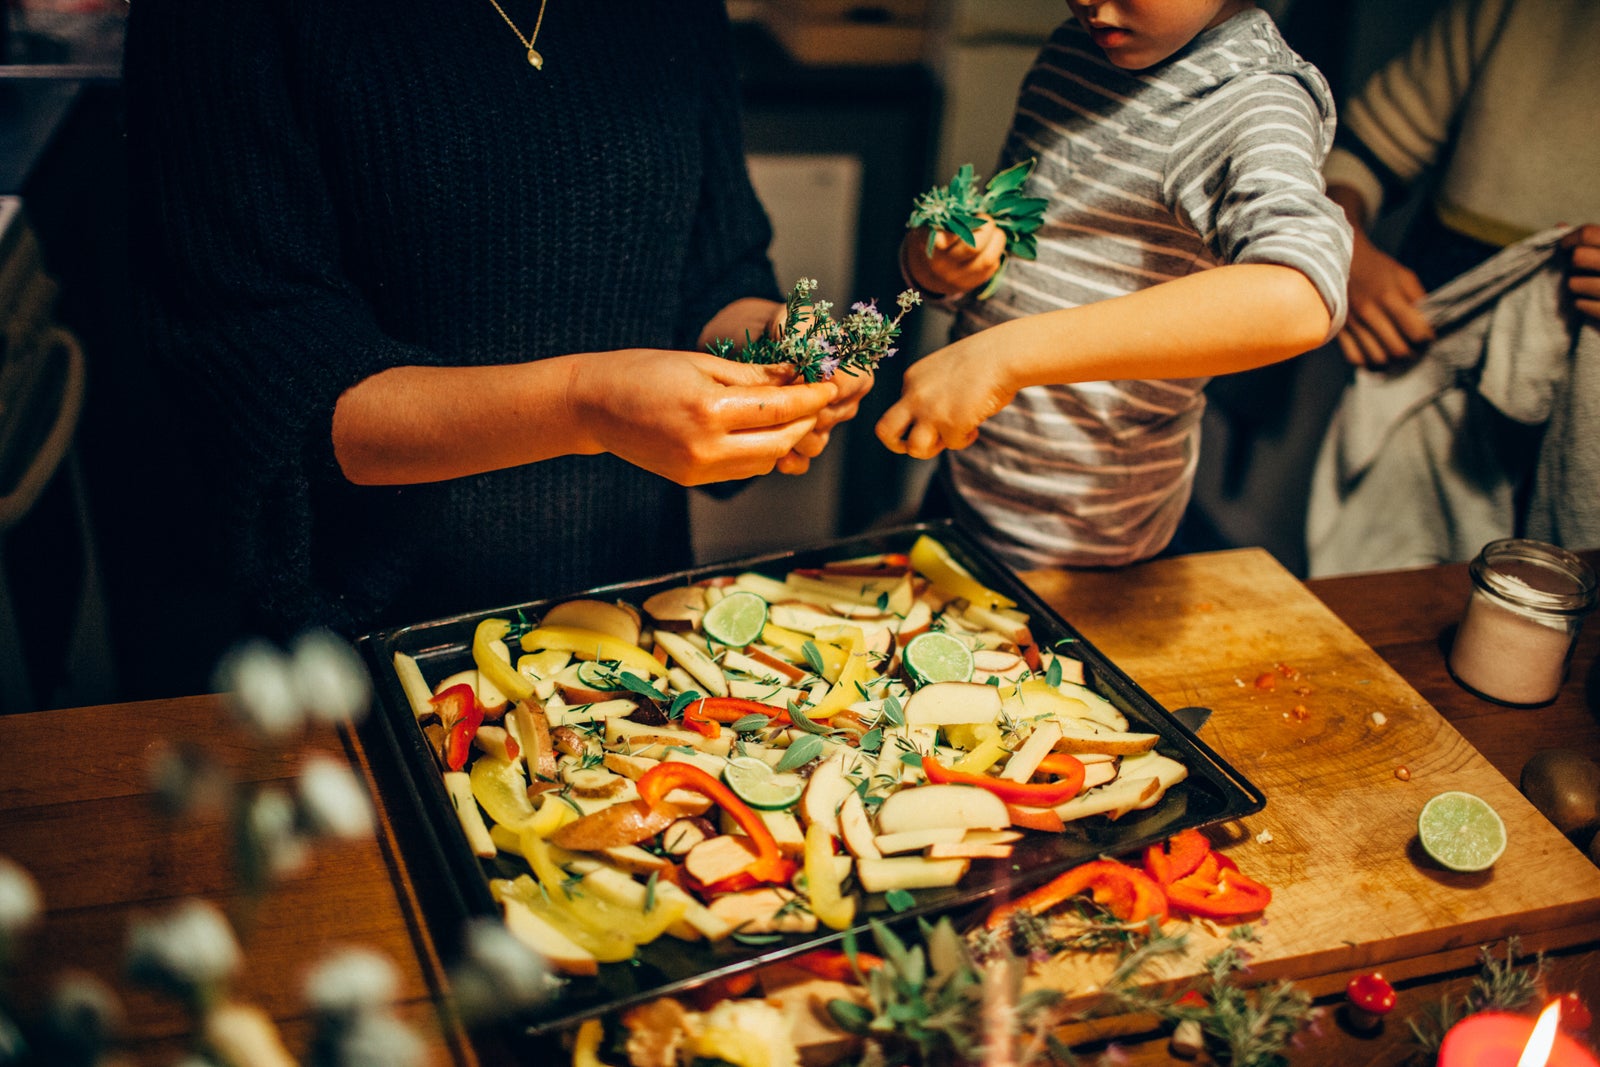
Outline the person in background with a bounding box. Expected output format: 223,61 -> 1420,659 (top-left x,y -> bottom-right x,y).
1305,0 -> 1600,575
123,0 -> 868,640
876,0 -> 1351,573
1323,0 -> 1600,368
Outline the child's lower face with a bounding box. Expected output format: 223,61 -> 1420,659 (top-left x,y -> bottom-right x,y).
1064,0 -> 1255,70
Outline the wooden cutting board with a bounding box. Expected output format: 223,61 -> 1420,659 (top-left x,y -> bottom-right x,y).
1014,548 -> 1600,1001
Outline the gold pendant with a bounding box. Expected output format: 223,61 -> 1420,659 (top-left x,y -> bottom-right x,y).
527,46 -> 544,69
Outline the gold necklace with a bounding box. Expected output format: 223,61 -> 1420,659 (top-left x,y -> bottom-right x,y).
485,0 -> 549,68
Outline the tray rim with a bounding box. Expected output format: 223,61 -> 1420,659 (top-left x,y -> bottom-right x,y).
356,519 -> 1266,1035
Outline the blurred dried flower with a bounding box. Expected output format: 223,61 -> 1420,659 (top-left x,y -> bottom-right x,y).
0,856 -> 42,940
297,756 -> 375,841
148,741 -> 232,820
307,1009 -> 425,1067
304,947 -> 399,1019
215,640 -> 303,739
290,631 -> 371,726
39,971 -> 123,1065
124,900 -> 241,1003
239,788 -> 310,888
447,917 -> 553,1024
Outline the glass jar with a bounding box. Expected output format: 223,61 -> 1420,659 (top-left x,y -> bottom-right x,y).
1447,539 -> 1598,706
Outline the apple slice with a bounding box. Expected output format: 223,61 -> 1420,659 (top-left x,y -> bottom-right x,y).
541,599 -> 642,647
1051,723 -> 1160,756
874,783 -> 1010,835
642,585 -> 707,630
837,789 -> 882,860
1051,776 -> 1160,822
904,681 -> 1003,728
856,856 -> 969,893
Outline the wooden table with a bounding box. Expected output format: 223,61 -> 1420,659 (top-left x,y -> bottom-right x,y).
0,548 -> 1595,1066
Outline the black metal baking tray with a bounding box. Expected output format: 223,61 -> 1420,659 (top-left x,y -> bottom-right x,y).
357,520 -> 1264,1037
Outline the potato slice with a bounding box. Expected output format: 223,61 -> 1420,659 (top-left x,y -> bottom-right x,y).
856,856 -> 969,893
502,896 -> 598,976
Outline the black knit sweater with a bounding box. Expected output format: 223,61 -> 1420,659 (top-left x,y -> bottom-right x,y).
123,0 -> 779,638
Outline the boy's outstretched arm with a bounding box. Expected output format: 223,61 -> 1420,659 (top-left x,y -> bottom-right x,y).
876,263 -> 1330,460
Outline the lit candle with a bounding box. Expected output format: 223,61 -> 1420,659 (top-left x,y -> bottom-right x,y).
1438,1003 -> 1600,1067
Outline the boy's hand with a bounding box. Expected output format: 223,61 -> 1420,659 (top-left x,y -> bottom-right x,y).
1338,227 -> 1434,367
903,221 -> 1006,297
875,341 -> 1015,460
1563,223 -> 1600,327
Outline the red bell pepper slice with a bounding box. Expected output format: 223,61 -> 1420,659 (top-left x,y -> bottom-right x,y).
986,858 -> 1166,929
687,696 -> 792,728
636,762 -> 790,884
923,754 -> 1085,807
1165,854 -> 1272,920
1144,828 -> 1213,886
789,949 -> 886,982
431,683 -> 483,771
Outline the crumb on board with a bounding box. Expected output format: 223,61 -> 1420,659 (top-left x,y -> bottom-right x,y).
1371,711 -> 1387,726
1255,828 -> 1274,844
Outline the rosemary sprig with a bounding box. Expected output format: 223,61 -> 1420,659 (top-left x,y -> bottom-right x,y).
708,277 -> 921,383
1406,938 -> 1547,1063
907,159 -> 1049,298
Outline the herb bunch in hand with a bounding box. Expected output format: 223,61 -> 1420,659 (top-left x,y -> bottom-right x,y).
708,277 -> 922,384
907,159 -> 1048,298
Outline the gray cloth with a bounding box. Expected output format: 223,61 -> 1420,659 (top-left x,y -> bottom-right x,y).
1306,226 -> 1599,576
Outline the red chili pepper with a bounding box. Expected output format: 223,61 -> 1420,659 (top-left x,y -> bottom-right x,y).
986,858 -> 1166,929
1143,828 -> 1213,886
679,705 -> 721,738
1165,853 -> 1272,920
688,696 -> 792,728
636,762 -> 790,884
431,683 -> 483,771
790,949 -> 886,983
924,754 -> 1085,807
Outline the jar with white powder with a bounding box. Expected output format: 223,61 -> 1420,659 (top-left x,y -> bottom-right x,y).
1447,539 -> 1597,707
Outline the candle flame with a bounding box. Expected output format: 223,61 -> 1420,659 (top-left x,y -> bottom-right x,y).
1517,1001 -> 1562,1067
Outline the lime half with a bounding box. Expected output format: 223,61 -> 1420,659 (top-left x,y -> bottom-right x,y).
723,755 -> 804,811
902,630 -> 976,687
1418,791 -> 1507,872
702,591 -> 769,648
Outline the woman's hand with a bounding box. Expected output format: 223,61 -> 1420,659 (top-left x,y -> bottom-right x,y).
1337,226 -> 1435,368
903,221 -> 1006,297
875,338 -> 1016,461
1563,223 -> 1600,326
777,366 -> 875,475
568,349 -> 838,485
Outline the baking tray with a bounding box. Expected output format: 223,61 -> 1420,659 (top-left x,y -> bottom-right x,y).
357,520 -> 1265,1036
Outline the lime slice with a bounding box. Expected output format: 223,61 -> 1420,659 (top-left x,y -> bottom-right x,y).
701,590 -> 768,648
902,630 -> 976,687
723,755 -> 804,811
1418,791 -> 1507,872
574,660 -> 624,691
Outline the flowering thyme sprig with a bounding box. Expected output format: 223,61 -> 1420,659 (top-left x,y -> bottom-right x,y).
908,159 -> 1048,298
708,277 -> 922,383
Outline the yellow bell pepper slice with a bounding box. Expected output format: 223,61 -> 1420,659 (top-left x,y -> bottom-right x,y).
951,724 -> 1009,774
572,1020 -> 608,1067
474,618 -> 535,700
519,626 -> 667,679
807,626 -> 868,720
804,820 -> 856,931
521,836 -> 685,946
909,535 -> 1015,610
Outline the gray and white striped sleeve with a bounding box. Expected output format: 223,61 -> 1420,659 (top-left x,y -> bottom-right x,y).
1164,72 -> 1352,335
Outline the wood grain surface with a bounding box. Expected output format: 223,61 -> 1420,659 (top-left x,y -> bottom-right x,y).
1019,549 -> 1600,1002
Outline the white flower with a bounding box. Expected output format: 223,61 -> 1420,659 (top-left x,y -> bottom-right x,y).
310,1011 -> 425,1067
448,918 -> 552,1023
125,899 -> 241,997
0,856 -> 41,937
215,640 -> 304,738
244,788 -> 310,883
44,971 -> 123,1052
291,631 -> 372,726
305,947 -> 399,1018
298,756 -> 374,841
148,741 -> 231,818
